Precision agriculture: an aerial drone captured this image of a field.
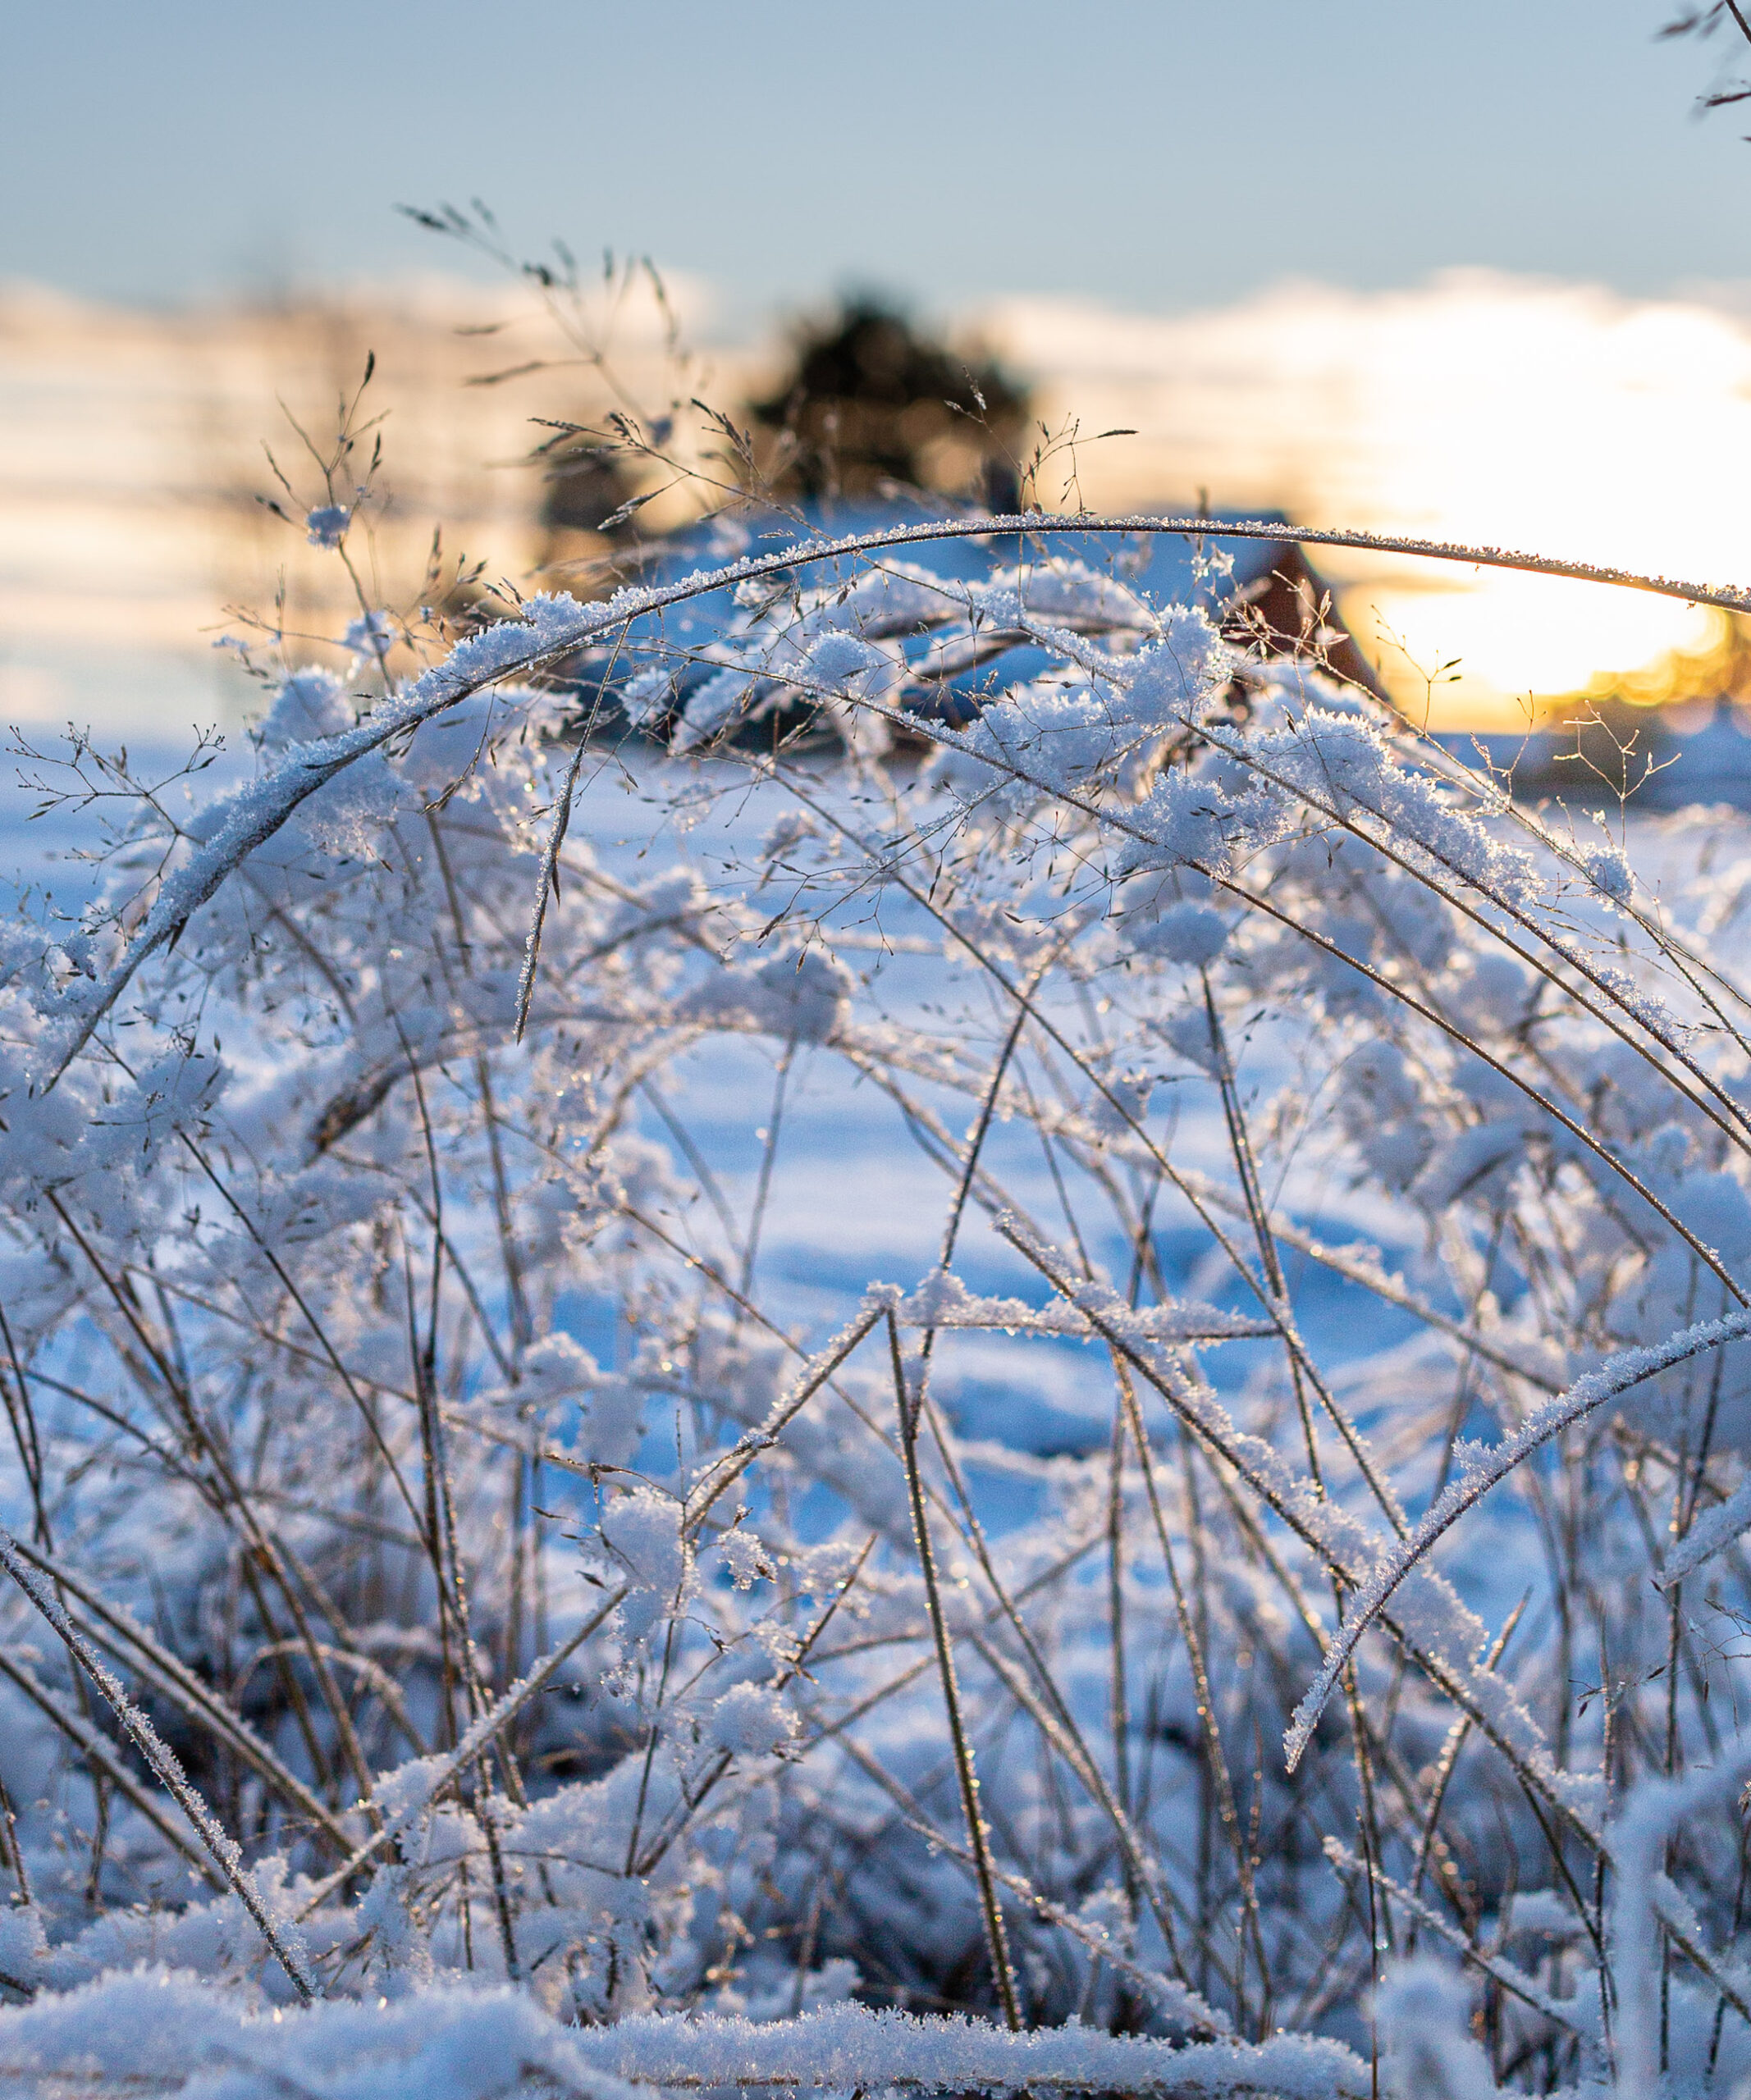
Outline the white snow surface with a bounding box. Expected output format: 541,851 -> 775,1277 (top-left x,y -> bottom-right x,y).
7,534 -> 1751,2096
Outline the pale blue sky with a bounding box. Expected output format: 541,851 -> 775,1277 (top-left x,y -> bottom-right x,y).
2,1 -> 1744,318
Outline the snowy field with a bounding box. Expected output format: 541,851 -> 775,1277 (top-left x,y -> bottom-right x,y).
0,728 -> 1565,1482
5,556 -> 1751,2100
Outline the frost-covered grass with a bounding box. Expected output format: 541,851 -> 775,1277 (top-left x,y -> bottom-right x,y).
7,509 -> 1751,2099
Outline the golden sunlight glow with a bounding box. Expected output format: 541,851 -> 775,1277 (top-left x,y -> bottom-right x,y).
987,272 -> 1751,730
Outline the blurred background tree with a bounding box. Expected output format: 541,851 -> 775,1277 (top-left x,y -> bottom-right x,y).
748,296 -> 1028,508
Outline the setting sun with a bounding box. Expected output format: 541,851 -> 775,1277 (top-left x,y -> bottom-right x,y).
990,269 -> 1751,728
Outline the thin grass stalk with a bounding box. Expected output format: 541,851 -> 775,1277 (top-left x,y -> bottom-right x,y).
0,1769 -> 30,1911
0,1527 -> 318,2002
633,1535 -> 877,1879
235,1640 -> 427,1761
884,1310 -> 1022,2028
0,1303 -> 48,1550
684,1303 -> 887,1536
394,1203 -> 523,1974
0,1645 -> 221,1888
768,774 -> 1340,1344
963,1626 -> 1206,1988
295,1586 -> 629,1919
514,628 -> 629,1038
826,1728 -> 1228,2038
47,1190 -> 383,1810
738,1034 -> 795,1302
1106,1404 -> 1133,1828
175,1134 -> 431,1541
997,1217 -> 1615,1873
1202,869 -> 1746,1306
898,1302 -> 1200,1974
1198,976 -> 1408,1536
1285,1307 -> 1751,1766
1109,1353 -> 1266,2022
1406,1594 -> 1528,1948
6,1536 -> 352,1850
907,1360 -> 1198,1980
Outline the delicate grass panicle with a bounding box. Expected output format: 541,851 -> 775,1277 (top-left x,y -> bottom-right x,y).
8,323 -> 1751,2100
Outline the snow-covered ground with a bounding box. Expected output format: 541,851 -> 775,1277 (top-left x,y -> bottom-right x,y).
6,582 -> 1751,2097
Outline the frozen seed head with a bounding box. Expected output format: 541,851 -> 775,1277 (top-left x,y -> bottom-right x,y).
305,504 -> 350,549
344,610 -> 396,654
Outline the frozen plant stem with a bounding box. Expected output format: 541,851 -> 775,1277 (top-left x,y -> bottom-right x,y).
886,1310 -> 1021,2029
0,1526 -> 318,2003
